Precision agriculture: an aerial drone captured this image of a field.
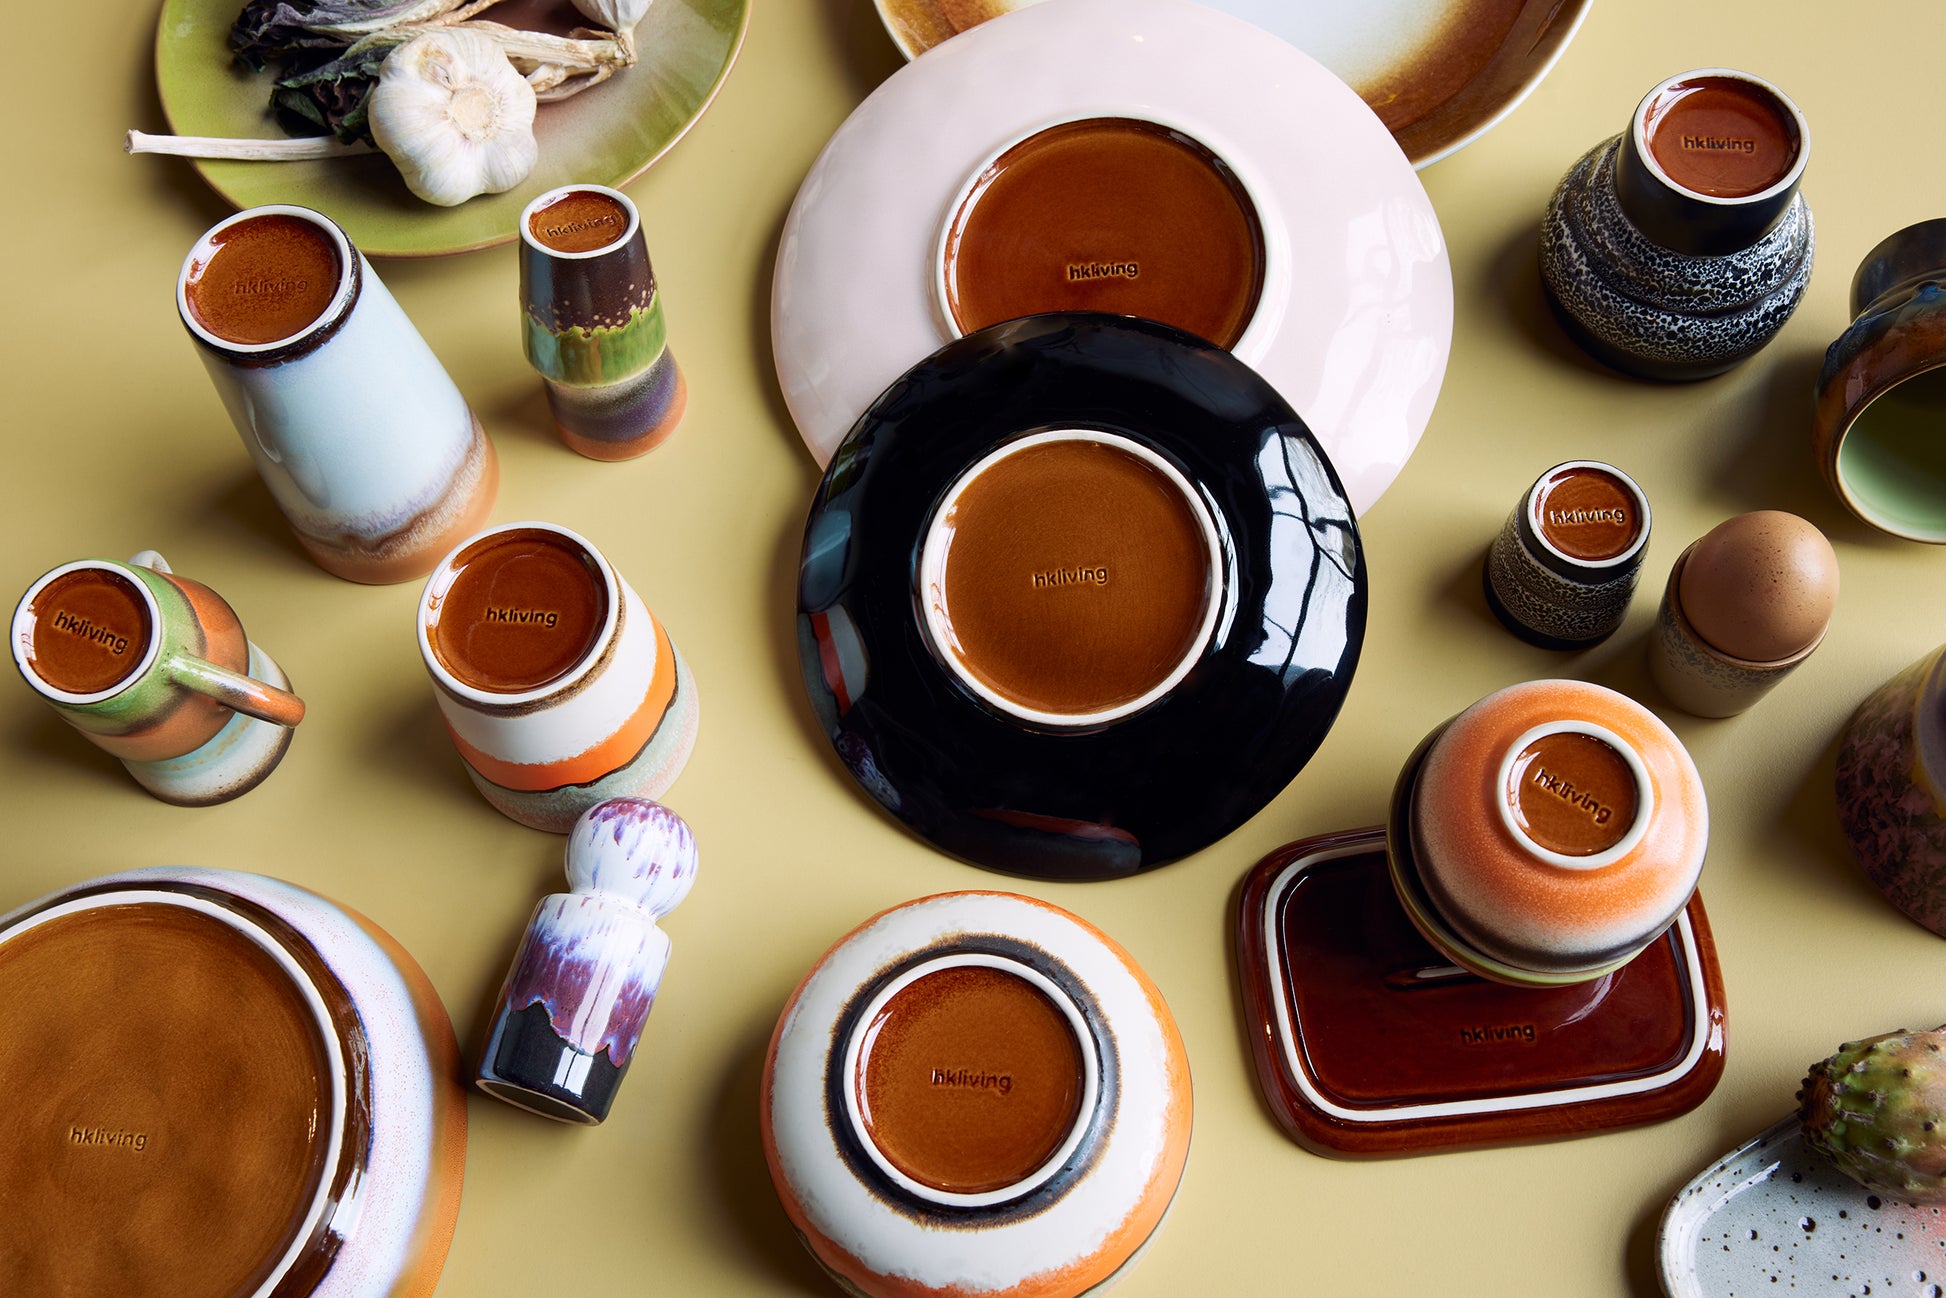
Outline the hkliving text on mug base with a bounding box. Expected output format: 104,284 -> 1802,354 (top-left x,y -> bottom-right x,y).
179,204 -> 500,585
11,555 -> 305,804
416,522 -> 699,833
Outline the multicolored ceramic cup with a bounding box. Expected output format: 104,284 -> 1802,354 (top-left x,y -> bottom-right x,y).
179,204 -> 499,583
1541,69 -> 1813,380
478,798 -> 696,1124
416,521 -> 699,832
1388,679 -> 1709,986
12,551 -> 305,804
519,184 -> 686,461
1836,644 -> 1946,936
1814,219 -> 1946,541
1484,460 -> 1651,648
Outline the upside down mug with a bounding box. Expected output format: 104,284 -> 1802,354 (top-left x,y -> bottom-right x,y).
178,204 -> 499,584
416,522 -> 699,832
12,551 -> 306,803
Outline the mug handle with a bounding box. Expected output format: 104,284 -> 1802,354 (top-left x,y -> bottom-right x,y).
166,654 -> 307,729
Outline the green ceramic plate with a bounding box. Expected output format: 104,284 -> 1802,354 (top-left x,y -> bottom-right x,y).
154,0 -> 750,257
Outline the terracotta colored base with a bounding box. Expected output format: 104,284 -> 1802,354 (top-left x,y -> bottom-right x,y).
1234,826 -> 1726,1156
463,648 -> 699,832
297,414 -> 500,585
547,354 -> 687,462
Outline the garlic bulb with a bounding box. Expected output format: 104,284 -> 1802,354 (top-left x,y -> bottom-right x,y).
368,28 -> 538,207
570,0 -> 653,33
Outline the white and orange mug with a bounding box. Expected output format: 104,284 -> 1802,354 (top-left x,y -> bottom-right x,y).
415,522 -> 699,832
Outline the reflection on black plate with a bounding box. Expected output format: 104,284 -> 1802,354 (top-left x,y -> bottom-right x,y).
795,313 -> 1366,880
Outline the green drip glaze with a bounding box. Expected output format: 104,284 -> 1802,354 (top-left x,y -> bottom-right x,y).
525,295 -> 669,388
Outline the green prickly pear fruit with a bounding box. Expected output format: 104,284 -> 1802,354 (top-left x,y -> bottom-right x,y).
1798,1025 -> 1946,1204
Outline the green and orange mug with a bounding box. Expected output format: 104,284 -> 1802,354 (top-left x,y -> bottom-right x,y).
11,551 -> 304,767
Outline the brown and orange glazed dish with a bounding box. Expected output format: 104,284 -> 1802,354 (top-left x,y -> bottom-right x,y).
762,891 -> 1190,1298
872,0 -> 1591,168
0,868 -> 467,1297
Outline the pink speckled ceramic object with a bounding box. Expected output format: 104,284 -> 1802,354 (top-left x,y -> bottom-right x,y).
1389,678 -> 1709,985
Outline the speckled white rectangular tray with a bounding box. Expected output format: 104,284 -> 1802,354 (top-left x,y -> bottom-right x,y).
1660,1116 -> 1946,1297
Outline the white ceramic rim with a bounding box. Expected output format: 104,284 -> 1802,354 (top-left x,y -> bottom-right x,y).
1524,459 -> 1653,571
517,183 -> 642,261
1262,837 -> 1712,1122
11,559 -> 165,705
177,204 -> 358,354
927,108 -> 1290,364
916,429 -> 1225,728
0,889 -> 349,1298
1493,720 -> 1656,871
1630,67 -> 1811,209
416,520 -> 623,707
839,951 -> 1101,1209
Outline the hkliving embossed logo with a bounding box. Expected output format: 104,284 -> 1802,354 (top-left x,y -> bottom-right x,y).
1546,507 -> 1628,528
1528,766 -> 1615,825
50,610 -> 130,657
231,275 -> 310,296
1458,1024 -> 1536,1047
1066,261 -> 1138,282
1680,133 -> 1756,156
485,607 -> 560,629
931,1067 -> 1014,1096
1030,566 -> 1109,590
541,213 -> 620,241
70,1125 -> 149,1152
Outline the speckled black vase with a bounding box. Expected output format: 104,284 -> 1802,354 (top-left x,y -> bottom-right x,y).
1540,69 -> 1813,381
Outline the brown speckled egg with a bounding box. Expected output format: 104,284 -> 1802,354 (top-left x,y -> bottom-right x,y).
1678,511 -> 1838,662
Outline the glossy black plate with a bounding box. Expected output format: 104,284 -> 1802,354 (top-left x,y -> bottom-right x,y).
795,313 -> 1366,879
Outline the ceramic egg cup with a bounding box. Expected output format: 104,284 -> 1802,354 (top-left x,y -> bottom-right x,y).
1236,826 -> 1725,1157
1649,542 -> 1827,718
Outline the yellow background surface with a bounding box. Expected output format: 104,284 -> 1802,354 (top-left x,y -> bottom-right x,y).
4,1 -> 1946,1294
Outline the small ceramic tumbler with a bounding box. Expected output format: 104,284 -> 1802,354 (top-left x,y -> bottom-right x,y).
478,798 -> 696,1124
519,185 -> 686,461
11,551 -> 304,804
1649,511 -> 1838,718
1388,679 -> 1709,987
1837,644 -> 1946,937
1814,219 -> 1946,541
1485,460 -> 1651,648
178,204 -> 498,584
1541,69 -> 1813,380
416,521 -> 699,832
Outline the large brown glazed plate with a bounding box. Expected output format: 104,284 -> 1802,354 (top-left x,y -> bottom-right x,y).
872,0 -> 1591,168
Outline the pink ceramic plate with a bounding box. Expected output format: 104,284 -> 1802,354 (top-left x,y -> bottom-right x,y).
771,0 -> 1453,517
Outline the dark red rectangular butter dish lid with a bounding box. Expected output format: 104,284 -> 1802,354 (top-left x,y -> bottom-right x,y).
1234,827 -> 1725,1156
